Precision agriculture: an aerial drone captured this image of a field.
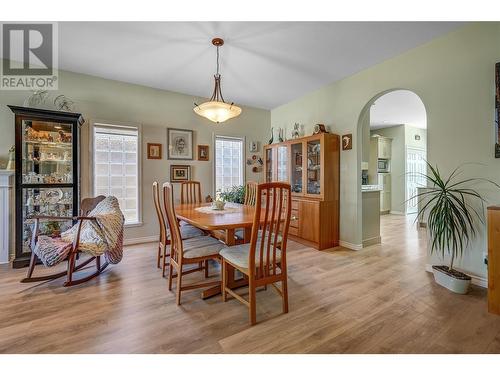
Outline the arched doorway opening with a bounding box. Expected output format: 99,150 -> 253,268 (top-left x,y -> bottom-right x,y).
357,89 -> 427,247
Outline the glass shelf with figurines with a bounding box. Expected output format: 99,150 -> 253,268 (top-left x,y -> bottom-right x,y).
21,187 -> 74,253
22,120 -> 74,184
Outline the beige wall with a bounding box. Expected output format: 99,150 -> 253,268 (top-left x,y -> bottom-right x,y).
0,67 -> 270,243
271,22 -> 500,278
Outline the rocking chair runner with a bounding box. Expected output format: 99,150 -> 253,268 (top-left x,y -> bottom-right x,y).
21,196 -> 112,287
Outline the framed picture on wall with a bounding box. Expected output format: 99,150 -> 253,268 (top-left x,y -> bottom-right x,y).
147,143 -> 162,159
198,145 -> 209,161
170,165 -> 191,182
167,128 -> 193,160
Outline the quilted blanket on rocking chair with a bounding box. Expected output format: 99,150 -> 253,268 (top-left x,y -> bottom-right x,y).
34,196 -> 125,267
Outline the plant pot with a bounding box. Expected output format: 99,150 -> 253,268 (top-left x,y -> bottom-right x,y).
432,265 -> 471,294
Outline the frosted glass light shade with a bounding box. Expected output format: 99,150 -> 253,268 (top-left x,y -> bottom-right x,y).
194,101 -> 242,123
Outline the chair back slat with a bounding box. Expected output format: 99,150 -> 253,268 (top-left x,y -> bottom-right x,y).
249,183 -> 291,281
152,182 -> 167,245
244,181 -> 258,206
181,181 -> 202,204
163,182 -> 184,261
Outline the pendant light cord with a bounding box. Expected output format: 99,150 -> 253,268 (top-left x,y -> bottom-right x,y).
216,45 -> 220,76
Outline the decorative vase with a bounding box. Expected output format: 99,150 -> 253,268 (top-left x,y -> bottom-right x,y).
6,146 -> 15,170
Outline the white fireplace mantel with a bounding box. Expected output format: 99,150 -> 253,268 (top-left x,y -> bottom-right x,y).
0,170 -> 14,264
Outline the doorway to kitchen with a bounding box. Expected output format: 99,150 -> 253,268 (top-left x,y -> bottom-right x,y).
359,89 -> 427,248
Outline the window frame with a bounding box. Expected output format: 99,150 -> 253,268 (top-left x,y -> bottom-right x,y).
213,134 -> 246,196
90,119 -> 143,227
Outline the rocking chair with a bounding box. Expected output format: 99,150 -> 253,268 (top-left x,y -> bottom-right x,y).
21,196 -> 112,287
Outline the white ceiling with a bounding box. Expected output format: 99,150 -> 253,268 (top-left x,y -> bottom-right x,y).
57,22 -> 463,110
370,90 -> 427,129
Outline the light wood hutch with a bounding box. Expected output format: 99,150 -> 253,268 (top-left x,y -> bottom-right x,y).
264,133 -> 340,250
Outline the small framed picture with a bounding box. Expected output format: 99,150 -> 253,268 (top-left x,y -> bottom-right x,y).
249,141 -> 259,153
342,134 -> 353,150
170,165 -> 191,182
167,128 -> 193,160
198,145 -> 209,161
147,143 -> 162,159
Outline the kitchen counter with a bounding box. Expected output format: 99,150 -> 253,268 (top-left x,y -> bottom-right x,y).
361,189 -> 381,247
362,184 -> 381,192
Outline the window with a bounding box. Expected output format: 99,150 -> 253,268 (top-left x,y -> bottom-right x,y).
92,121 -> 141,225
215,136 -> 244,194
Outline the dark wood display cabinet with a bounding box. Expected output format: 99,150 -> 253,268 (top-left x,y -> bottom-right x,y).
8,106 -> 84,268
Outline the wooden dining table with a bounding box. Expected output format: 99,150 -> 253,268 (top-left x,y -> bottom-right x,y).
175,202 -> 260,246
175,202 -> 262,298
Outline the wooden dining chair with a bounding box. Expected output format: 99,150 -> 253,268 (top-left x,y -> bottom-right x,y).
220,182 -> 292,325
244,181 -> 258,206
235,181 -> 259,243
180,181 -> 202,204
152,181 -> 205,277
163,182 -> 226,305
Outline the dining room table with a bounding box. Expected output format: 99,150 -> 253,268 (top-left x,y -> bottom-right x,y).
174,201 -> 262,298
175,202 -> 260,246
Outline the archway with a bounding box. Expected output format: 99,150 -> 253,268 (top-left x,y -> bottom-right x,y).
357,89 -> 427,247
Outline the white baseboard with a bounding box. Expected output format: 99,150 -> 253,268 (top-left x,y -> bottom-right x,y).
425,264 -> 487,289
124,235 -> 158,246
389,210 -> 405,215
339,241 -> 363,251
362,236 -> 381,247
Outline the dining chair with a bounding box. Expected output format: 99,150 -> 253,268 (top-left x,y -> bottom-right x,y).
235,181 -> 259,243
180,180 -> 202,204
152,181 -> 204,277
163,182 -> 226,305
219,182 -> 292,325
244,181 -> 258,206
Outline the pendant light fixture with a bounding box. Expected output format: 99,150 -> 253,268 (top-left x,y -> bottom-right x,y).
194,38 -> 242,124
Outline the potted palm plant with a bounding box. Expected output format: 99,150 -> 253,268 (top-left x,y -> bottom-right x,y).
413,162 -> 499,294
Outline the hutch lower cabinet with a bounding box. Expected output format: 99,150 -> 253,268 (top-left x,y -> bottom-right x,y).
264,133 -> 340,250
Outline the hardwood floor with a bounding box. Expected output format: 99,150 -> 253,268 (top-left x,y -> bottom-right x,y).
1,214 -> 500,353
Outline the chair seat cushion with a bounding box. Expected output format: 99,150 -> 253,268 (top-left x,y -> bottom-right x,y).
183,236 -> 226,259
180,224 -> 204,239
219,242 -> 282,270
234,229 -> 245,240
235,229 -> 282,243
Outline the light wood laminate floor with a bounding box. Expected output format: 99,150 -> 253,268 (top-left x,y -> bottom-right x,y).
1,214 -> 500,353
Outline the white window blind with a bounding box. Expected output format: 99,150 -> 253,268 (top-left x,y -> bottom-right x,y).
93,122 -> 140,225
215,136 -> 244,193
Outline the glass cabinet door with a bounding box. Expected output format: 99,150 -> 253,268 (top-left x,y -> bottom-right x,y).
265,147 -> 274,182
277,145 -> 288,182
290,142 -> 303,193
22,120 -> 73,184
22,186 -> 74,253
306,139 -> 321,195
20,119 -> 75,254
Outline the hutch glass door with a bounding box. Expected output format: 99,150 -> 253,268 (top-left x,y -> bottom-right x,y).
277,145 -> 288,182
21,119 -> 75,254
306,138 -> 321,195
265,147 -> 274,182
290,142 -> 303,194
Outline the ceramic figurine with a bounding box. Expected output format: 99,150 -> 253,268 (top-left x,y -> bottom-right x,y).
268,127 -> 274,144
6,145 -> 15,170
292,123 -> 300,139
